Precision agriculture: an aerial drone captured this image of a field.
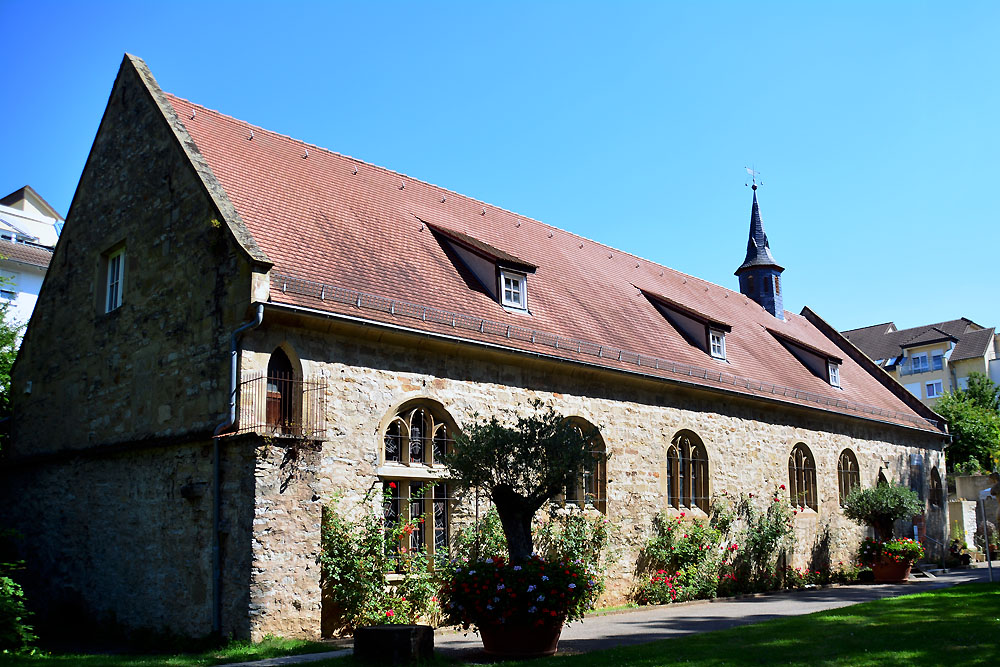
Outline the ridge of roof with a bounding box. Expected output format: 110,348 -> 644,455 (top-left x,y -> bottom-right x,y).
842,321 -> 895,335
802,307 -> 946,431
0,185 -> 64,221
165,92 -> 760,306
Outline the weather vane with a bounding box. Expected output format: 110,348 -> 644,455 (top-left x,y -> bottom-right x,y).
744,166 -> 763,190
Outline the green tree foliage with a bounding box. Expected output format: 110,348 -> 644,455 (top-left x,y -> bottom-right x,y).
936,372 -> 1000,471
0,296 -> 23,456
842,483 -> 923,541
0,530 -> 35,653
441,401 -> 599,562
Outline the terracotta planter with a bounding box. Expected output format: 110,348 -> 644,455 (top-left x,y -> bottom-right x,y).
872,558 -> 912,583
479,619 -> 564,658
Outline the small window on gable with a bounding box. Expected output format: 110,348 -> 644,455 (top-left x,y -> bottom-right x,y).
828,361 -> 841,388
709,330 -> 726,360
105,247 -> 125,313
500,269 -> 527,310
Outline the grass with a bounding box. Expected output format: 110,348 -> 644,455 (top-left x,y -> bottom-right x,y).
509,582 -> 1000,666
4,583 -> 997,666
0,635 -> 339,667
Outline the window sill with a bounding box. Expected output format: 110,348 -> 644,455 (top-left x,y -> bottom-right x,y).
378,463 -> 449,480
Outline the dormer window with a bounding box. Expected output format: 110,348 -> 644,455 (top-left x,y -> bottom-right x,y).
768,327 -> 844,387
828,361 -> 841,388
424,219 -> 536,313
709,329 -> 727,360
500,270 -> 527,310
641,288 -> 732,361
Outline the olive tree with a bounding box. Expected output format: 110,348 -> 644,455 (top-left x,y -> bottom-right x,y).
441,401 -> 598,562
842,483 -> 922,541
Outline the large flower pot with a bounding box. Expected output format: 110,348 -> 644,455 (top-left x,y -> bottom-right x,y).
479,619 -> 564,658
872,559 -> 912,583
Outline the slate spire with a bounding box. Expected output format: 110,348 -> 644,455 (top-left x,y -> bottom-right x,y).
737,185 -> 783,273
735,184 -> 785,320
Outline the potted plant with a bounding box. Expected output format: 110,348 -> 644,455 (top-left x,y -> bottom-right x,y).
439,401 -> 604,657
441,555 -> 598,656
843,483 -> 923,582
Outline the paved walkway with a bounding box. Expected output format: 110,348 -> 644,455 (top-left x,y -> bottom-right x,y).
231,568 -> 993,665
435,568 -> 992,661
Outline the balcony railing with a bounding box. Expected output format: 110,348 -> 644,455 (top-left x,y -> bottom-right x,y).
236,371 -> 327,438
898,358 -> 944,377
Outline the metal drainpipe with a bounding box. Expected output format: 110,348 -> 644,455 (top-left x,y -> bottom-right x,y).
211,303 -> 264,638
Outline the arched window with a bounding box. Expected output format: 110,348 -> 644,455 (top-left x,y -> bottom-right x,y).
877,469 -> 888,486
666,431 -> 710,512
563,418 -> 607,514
266,348 -> 297,434
788,443 -> 817,511
381,400 -> 457,561
837,449 -> 860,506
383,405 -> 452,465
929,467 -> 943,508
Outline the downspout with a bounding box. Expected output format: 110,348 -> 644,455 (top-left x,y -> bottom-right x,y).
211,303 -> 264,638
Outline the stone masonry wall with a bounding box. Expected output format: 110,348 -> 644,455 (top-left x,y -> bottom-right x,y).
240,318 -> 946,639
10,57 -> 255,457
2,57 -> 261,639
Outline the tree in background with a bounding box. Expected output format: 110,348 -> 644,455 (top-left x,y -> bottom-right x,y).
935,372 -> 1000,472
0,301 -> 23,455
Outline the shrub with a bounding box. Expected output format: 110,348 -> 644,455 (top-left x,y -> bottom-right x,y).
842,484 -> 922,540
632,570 -> 680,605
637,513 -> 724,601
716,489 -> 796,593
0,530 -> 35,653
320,487 -> 440,629
534,508 -> 613,602
451,506 -> 508,563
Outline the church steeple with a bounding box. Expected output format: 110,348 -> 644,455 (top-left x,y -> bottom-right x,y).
735,184 -> 785,320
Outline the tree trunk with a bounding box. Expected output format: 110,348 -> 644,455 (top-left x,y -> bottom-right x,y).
492,485 -> 539,563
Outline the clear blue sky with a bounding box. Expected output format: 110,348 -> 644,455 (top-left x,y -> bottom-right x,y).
2,1 -> 997,333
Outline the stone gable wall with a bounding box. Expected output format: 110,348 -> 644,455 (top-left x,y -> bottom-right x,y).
9,58 -> 254,458
241,317 -> 946,639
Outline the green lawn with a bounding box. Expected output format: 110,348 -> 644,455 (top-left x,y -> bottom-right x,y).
4,584 -> 998,666
514,582 -> 1000,667
0,635 -> 339,667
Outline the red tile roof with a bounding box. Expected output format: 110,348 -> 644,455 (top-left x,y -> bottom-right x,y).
0,239 -> 53,269
163,92 -> 943,433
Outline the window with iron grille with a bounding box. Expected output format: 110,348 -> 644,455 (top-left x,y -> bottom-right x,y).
788,443 -> 817,511
666,431 -> 710,512
837,449 -> 860,506
382,481 -> 453,561
383,405 -> 452,466
381,400 -> 457,562
558,418 -> 607,514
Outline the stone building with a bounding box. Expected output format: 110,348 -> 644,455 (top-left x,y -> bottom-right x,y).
2,55 -> 949,642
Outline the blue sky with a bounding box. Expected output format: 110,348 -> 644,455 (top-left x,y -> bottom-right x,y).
2,1 -> 997,333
